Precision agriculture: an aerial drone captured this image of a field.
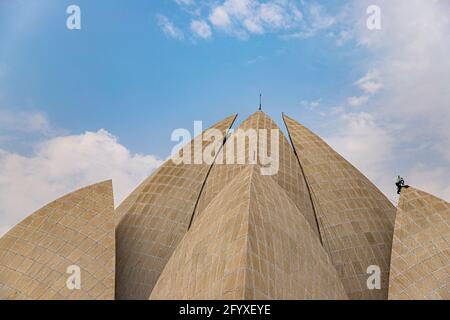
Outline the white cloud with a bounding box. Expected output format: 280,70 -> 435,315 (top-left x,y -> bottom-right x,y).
345,70 -> 383,108
406,163 -> 450,202
300,99 -> 321,110
356,69 -> 383,95
325,112 -> 398,203
326,0 -> 450,204
210,6 -> 231,29
347,95 -> 369,108
353,1 -> 450,201
284,2 -> 335,39
330,106 -> 345,115
0,129 -> 162,237
303,2 -> 335,34
208,0 -> 304,38
165,0 -> 338,40
327,112 -> 393,176
190,19 -> 212,39
156,14 -> 184,40
259,2 -> 289,28
334,30 -> 352,46
175,0 -> 195,6
353,1 -> 450,130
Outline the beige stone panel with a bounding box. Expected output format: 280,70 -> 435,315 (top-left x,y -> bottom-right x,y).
283,114 -> 396,300
115,115 -> 237,300
193,111 -> 320,238
151,166 -> 347,300
0,180 -> 115,300
389,187 -> 449,300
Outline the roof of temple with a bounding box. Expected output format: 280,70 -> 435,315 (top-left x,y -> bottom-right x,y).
193,111 -> 320,238
114,114 -> 237,299
151,166 -> 348,300
0,180 -> 115,300
1,110 -> 446,301
389,187 -> 449,300
283,113 -> 396,299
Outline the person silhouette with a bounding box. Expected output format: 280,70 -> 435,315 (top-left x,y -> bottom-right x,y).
395,176 -> 409,194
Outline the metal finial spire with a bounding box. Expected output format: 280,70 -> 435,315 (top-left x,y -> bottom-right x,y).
259,93 -> 262,110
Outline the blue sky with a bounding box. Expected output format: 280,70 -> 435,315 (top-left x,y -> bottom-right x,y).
0,0 -> 362,155
1,0 -> 450,235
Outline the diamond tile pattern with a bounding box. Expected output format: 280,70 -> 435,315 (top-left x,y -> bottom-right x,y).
389,187 -> 450,300
193,111 -> 320,238
283,114 -> 396,299
115,115 -> 236,299
151,166 -> 347,300
0,181 -> 115,300
1,110 -> 447,301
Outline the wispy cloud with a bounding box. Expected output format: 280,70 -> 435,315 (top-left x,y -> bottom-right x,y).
208,0 -> 303,38
245,55 -> 265,66
300,99 -> 321,111
175,0 -> 195,6
163,0 -> 337,41
346,70 -> 383,108
156,14 -> 184,40
356,69 -> 383,95
347,95 -> 369,108
190,19 -> 212,39
283,1 -> 335,39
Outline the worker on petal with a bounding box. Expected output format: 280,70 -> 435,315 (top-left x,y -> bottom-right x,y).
395,176 -> 408,194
